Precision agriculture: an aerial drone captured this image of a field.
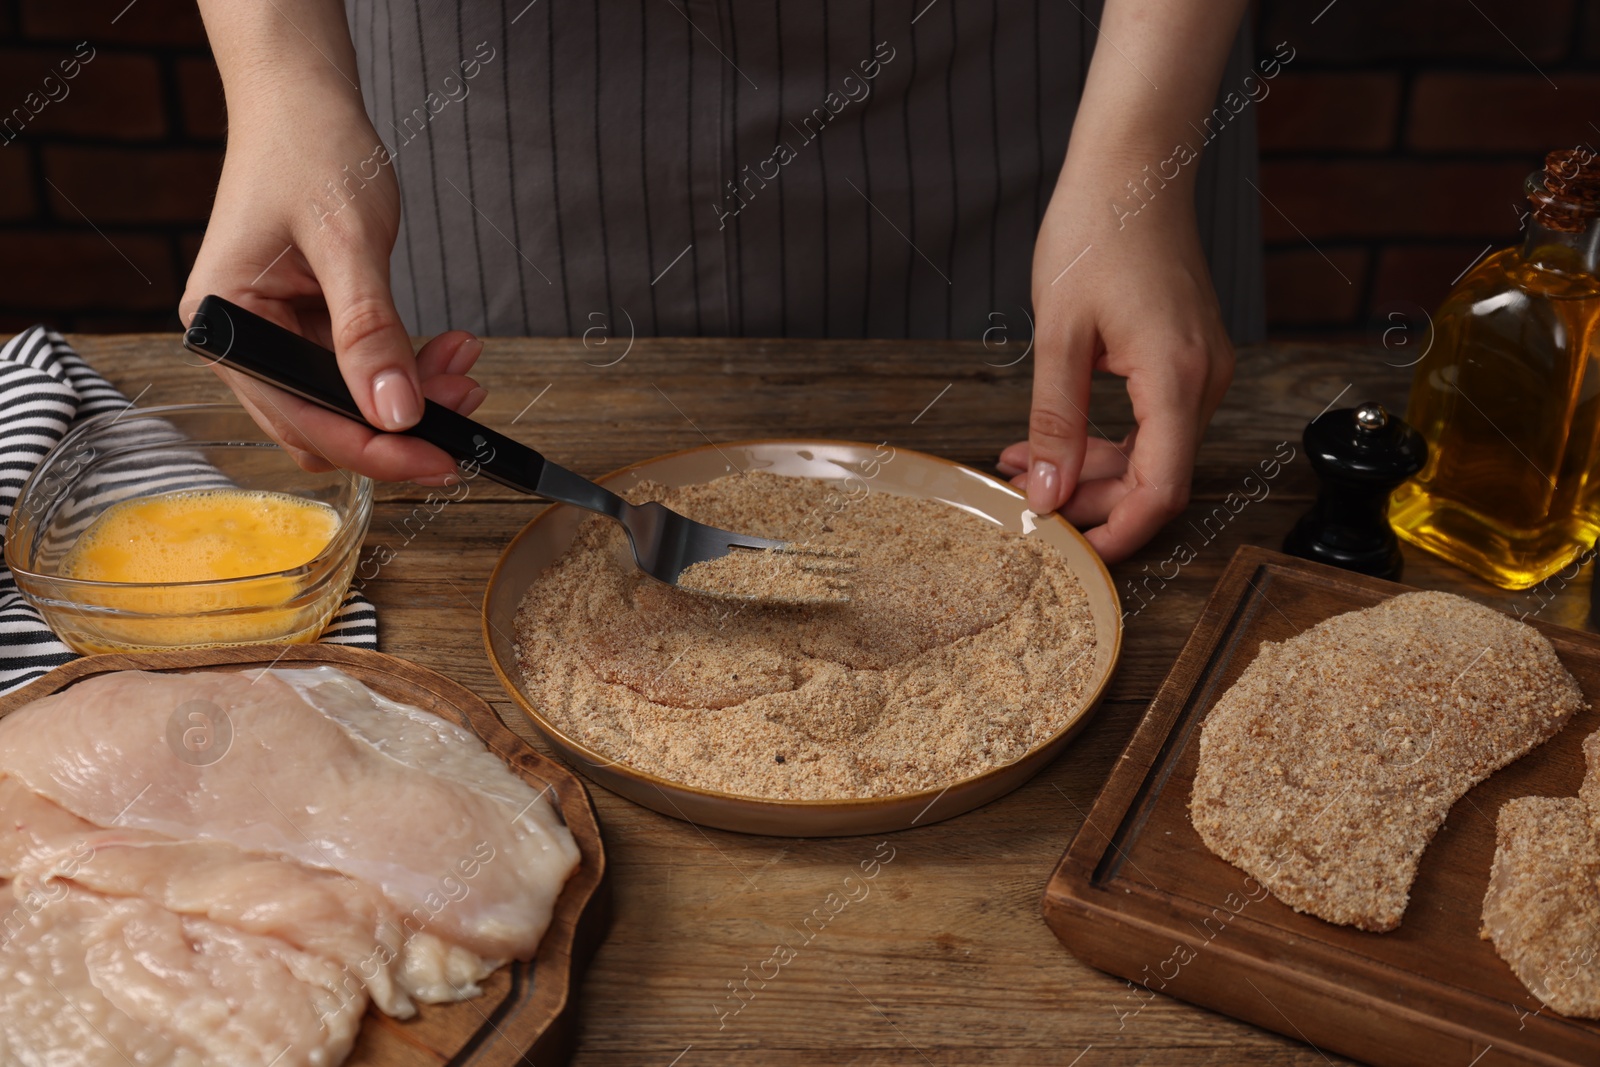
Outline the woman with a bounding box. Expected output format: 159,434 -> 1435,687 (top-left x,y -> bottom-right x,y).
182,0 -> 1260,562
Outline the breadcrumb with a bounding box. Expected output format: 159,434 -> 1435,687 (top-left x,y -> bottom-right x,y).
676,545 -> 853,604
1189,590 -> 1584,932
512,472 -> 1098,800
1480,794 -> 1600,1018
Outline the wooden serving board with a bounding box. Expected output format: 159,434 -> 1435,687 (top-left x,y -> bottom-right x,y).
1043,545 -> 1600,1067
0,644 -> 610,1067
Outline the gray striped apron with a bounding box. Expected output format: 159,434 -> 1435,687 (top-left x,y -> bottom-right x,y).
347,0 -> 1265,342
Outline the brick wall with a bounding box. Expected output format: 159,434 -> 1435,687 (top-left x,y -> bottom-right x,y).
0,0 -> 1595,338
1256,0 -> 1600,338
0,0 -> 222,334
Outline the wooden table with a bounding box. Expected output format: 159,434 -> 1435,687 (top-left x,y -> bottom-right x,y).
76,335 -> 1593,1067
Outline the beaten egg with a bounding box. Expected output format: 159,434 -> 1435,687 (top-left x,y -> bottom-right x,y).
56,489 -> 347,651
61,488 -> 340,583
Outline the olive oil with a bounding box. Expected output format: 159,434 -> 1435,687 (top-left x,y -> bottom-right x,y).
1391,149 -> 1600,589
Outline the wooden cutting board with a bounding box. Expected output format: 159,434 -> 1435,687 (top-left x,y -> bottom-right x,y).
0,644 -> 610,1066
1043,545 -> 1600,1067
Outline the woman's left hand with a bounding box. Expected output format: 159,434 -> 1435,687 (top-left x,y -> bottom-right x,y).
998,168 -> 1234,564
998,0 -> 1252,564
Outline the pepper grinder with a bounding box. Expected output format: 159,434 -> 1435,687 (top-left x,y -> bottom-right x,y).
1283,401 -> 1427,582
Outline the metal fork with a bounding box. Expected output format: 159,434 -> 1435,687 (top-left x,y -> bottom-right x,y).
183,295 -> 846,600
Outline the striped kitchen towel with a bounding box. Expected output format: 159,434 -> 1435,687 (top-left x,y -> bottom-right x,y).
0,325 -> 378,696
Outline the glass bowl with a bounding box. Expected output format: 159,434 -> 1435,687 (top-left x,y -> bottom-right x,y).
5,403 -> 373,654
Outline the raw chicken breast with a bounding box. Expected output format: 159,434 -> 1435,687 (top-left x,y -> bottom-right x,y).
0,776 -> 493,1017
1,884 -> 196,1067
0,666 -> 583,1065
0,668 -> 580,961
0,886 -> 362,1067
0,774 -> 99,878
272,667 -> 559,812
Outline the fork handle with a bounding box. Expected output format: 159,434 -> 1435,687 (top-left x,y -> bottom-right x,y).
183,295 -> 549,494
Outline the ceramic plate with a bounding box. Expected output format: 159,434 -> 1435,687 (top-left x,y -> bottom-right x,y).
483,440 -> 1122,836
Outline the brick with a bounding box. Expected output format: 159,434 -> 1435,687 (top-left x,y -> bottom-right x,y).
0,146 -> 35,220
1256,161 -> 1533,241
71,312 -> 179,332
0,48 -> 163,141
1371,243 -> 1513,316
0,231 -> 175,311
43,146 -> 221,224
20,0 -> 207,48
176,57 -> 226,139
1260,0 -> 1574,64
1258,72 -> 1401,153
1408,74 -> 1600,152
1264,248 -> 1368,326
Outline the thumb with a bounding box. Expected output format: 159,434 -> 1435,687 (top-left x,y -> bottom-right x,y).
1026,321 -> 1093,514
308,239 -> 420,432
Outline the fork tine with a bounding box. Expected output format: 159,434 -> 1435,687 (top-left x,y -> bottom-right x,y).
769,544 -> 858,559
793,559 -> 859,575
616,496 -> 858,603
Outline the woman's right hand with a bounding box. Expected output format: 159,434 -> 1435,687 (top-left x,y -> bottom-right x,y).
181,12 -> 483,486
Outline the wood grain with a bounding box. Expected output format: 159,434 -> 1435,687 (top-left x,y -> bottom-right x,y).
1045,546 -> 1600,1067
69,334 -> 1597,1066
0,644 -> 609,1066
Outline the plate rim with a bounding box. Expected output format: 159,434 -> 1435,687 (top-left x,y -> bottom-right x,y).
481,437 -> 1124,815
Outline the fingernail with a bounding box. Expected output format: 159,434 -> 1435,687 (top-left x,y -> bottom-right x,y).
459,386 -> 488,416
1027,460 -> 1058,513
372,369 -> 421,430
448,336 -> 484,375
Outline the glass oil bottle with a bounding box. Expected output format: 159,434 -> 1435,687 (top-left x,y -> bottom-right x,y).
1390,148 -> 1600,589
